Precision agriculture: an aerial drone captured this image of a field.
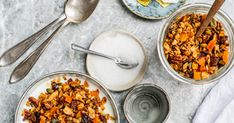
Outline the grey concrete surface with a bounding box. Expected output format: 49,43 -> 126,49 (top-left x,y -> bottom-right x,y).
0,0 -> 233,122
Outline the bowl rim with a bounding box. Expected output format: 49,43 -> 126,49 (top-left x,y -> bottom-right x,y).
123,83 -> 171,123
121,0 -> 186,20
14,71 -> 120,123
157,2 -> 234,85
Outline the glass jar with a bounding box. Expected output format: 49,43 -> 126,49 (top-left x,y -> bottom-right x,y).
157,3 -> 234,84
124,84 -> 170,123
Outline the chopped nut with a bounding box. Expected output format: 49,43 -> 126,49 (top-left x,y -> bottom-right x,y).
47,91 -> 58,101
183,62 -> 189,72
63,106 -> 74,116
43,102 -> 52,110
200,43 -> 207,48
201,72 -> 210,79
29,97 -> 39,107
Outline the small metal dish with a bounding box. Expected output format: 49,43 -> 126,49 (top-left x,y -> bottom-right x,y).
14,71 -> 120,123
124,83 -> 170,123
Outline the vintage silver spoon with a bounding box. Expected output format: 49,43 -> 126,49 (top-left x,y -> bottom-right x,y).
10,0 -> 99,84
71,43 -> 139,69
0,15 -> 66,67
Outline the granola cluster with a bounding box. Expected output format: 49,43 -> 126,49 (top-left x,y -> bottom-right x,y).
164,14 -> 229,80
22,77 -> 114,123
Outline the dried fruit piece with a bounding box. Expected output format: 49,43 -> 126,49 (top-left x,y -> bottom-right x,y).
90,90 -> 99,97
192,62 -> 198,70
199,66 -> 207,72
198,57 -> 206,67
40,116 -> 46,123
207,34 -> 217,52
65,95 -> 73,103
210,56 -> 219,66
222,50 -> 229,64
84,81 -> 89,88
44,107 -> 58,118
93,116 -> 100,123
180,33 -> 189,42
81,113 -> 92,123
99,115 -> 107,122
194,71 -> 201,80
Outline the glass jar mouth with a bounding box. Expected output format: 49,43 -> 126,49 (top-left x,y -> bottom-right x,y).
157,3 -> 234,84
123,83 -> 170,123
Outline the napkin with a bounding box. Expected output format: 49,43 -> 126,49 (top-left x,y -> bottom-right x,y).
192,68 -> 234,123
215,99 -> 234,123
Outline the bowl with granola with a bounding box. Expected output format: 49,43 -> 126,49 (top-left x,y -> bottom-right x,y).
15,71 -> 120,123
157,3 -> 234,84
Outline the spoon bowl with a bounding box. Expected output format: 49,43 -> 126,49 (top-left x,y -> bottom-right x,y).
115,57 -> 139,69
65,0 -> 99,23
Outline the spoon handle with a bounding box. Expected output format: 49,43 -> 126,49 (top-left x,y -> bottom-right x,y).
0,15 -> 66,67
71,43 -> 117,61
9,19 -> 69,84
196,0 -> 225,37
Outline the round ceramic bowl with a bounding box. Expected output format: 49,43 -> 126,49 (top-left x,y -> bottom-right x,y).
124,83 -> 170,123
14,71 -> 120,123
122,0 -> 186,19
86,30 -> 148,92
157,3 -> 234,85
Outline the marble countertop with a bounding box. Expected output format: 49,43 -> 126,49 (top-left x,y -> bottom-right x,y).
0,0 -> 234,122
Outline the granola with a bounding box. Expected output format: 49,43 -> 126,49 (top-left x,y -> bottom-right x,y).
22,77 -> 114,123
163,14 -> 229,80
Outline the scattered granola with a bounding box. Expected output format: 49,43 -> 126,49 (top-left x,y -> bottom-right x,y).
22,77 -> 114,123
164,13 -> 229,80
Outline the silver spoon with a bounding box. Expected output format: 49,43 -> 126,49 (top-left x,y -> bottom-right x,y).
10,0 -> 99,84
0,15 -> 66,67
71,43 -> 139,69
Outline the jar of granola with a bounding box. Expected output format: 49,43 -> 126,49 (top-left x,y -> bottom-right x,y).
157,3 -> 234,84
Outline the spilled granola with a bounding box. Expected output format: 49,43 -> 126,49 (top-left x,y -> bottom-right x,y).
164,13 -> 229,80
22,77 -> 114,123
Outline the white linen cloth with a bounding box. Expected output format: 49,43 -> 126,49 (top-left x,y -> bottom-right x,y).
193,68 -> 234,123
215,99 -> 234,123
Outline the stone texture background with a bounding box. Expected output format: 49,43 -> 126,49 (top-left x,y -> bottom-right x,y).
0,0 -> 233,122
